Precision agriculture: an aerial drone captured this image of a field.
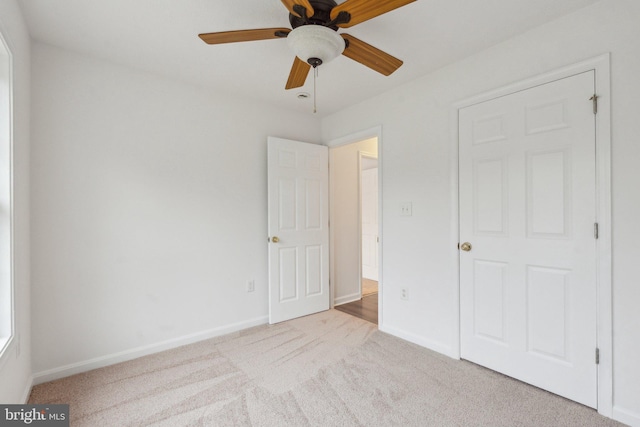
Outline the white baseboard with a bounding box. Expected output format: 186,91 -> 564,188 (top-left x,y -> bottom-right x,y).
334,292 -> 361,306
379,324 -> 454,359
33,316 -> 268,385
20,375 -> 33,403
613,406 -> 640,427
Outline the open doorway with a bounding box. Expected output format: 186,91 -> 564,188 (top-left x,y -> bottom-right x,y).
329,136 -> 380,325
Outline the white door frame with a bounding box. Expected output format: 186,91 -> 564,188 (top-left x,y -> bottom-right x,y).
327,126 -> 383,326
450,54 -> 612,416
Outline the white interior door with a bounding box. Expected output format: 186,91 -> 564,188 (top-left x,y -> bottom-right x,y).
361,167 -> 379,281
459,71 -> 598,407
267,137 -> 330,324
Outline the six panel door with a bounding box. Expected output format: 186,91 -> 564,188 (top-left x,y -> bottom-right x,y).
459,71 -> 598,407
267,137 -> 330,324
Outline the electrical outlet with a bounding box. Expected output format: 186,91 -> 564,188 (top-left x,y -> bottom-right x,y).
400,202 -> 413,216
401,288 -> 409,301
247,280 -> 255,293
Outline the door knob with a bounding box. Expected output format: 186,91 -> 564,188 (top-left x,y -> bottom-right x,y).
271,236 -> 280,243
460,242 -> 472,252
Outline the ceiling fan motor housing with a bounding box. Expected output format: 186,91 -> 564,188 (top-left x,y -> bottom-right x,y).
290,0 -> 339,30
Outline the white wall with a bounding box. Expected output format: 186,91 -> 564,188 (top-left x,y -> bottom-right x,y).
329,137 -> 377,305
0,0 -> 31,403
321,0 -> 640,424
30,42 -> 321,380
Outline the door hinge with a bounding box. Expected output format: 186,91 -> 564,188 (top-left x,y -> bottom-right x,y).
594,222 -> 599,239
596,348 -> 600,365
589,94 -> 599,115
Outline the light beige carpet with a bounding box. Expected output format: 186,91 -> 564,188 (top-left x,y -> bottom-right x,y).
29,310 -> 624,426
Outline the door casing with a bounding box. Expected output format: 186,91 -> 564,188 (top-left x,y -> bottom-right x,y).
450,54 -> 612,416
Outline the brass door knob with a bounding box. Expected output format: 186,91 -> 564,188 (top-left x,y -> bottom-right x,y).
271,236 -> 280,243
460,242 -> 472,252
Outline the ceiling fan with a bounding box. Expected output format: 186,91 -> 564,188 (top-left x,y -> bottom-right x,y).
198,0 -> 416,90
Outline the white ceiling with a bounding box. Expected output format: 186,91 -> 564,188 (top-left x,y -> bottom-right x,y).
18,0 -> 602,116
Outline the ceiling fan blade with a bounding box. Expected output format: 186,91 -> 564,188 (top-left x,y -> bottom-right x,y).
281,0 -> 315,18
285,56 -> 311,90
341,34 -> 403,76
199,28 -> 290,45
331,0 -> 416,28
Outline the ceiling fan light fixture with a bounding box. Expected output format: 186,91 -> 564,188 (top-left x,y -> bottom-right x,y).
287,25 -> 345,67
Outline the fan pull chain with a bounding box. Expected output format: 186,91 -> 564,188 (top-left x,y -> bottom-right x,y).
313,67 -> 318,114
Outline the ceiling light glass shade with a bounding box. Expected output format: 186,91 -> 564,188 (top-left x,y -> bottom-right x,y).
287,25 -> 345,66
